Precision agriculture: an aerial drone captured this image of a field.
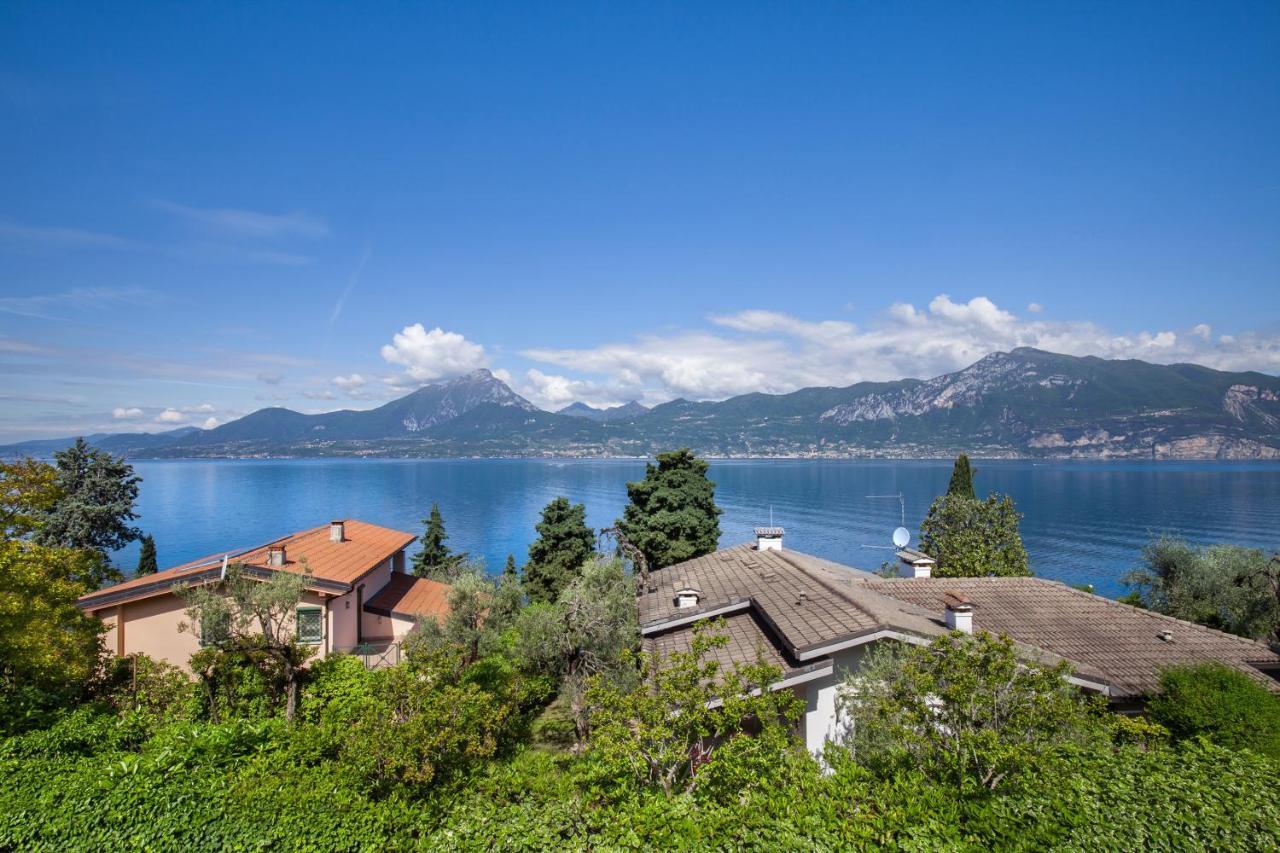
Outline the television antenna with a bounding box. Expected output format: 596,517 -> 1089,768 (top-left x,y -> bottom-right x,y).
862,492 -> 911,551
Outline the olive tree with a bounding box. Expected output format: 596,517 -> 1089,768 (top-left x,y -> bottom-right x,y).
180,562 -> 315,721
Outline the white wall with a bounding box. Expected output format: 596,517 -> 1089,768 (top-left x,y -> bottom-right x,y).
802,645 -> 874,757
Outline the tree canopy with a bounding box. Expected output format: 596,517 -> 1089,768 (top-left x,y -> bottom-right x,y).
946,453 -> 976,499
135,534 -> 158,576
33,438 -> 141,556
0,540 -> 105,731
919,493 -> 1030,577
411,503 -> 468,581
617,448 -> 722,570
0,458 -> 63,540
523,497 -> 594,604
1123,537 -> 1279,645
836,632 -> 1101,790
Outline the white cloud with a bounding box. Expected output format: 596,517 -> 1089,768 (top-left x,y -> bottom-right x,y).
332,373 -> 367,390
380,324 -> 488,383
183,403 -> 216,414
519,369 -> 629,410
202,416 -> 219,429
1027,302 -> 1044,313
519,294 -> 1280,405
156,409 -> 186,423
303,389 -> 336,400
112,407 -> 144,420
154,201 -> 329,239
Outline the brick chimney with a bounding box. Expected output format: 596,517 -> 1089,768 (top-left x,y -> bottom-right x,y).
329,520 -> 345,543
943,591 -> 974,634
268,545 -> 287,567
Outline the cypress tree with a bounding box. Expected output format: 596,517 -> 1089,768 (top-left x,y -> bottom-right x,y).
136,534 -> 158,576
947,453 -> 976,499
524,497 -> 595,604
411,503 -> 466,579
503,553 -> 518,579
617,448 -> 722,570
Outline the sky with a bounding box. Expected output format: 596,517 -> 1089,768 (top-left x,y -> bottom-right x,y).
1,1 -> 1278,443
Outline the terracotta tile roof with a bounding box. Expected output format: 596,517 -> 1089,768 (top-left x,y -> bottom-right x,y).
639,544 -> 1280,702
78,519 -> 415,610
863,577 -> 1280,699
364,572 -> 451,621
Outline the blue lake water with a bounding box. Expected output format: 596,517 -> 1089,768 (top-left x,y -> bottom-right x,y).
116,459 -> 1280,597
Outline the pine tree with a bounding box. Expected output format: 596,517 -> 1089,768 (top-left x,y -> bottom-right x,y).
136,534 -> 158,576
617,448 -> 722,570
411,503 -> 466,580
947,453 -> 976,499
525,497 -> 595,604
503,553 -> 518,579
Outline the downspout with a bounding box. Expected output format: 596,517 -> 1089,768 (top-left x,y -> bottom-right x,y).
324,596 -> 332,657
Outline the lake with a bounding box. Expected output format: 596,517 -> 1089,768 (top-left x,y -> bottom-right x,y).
116,459 -> 1280,597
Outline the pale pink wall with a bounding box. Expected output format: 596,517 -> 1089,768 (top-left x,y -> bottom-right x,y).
111,593 -> 203,669
87,551 -> 408,669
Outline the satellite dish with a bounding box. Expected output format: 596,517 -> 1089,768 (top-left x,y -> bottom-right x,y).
892,527 -> 910,549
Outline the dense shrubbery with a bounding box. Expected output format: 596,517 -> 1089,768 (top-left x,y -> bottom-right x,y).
1148,662 -> 1280,759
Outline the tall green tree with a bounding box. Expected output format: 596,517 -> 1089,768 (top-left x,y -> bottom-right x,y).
502,553 -> 518,579
946,453 -> 976,499
32,439 -> 141,586
516,558 -> 638,743
411,503 -> 468,580
135,534 -> 158,576
617,448 -> 722,570
0,458 -> 63,540
0,540 -> 105,732
524,497 -> 594,604
1123,537 -> 1279,645
920,493 -> 1030,577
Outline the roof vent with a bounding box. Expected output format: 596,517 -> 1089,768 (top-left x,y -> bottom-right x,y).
943,591 -> 974,634
795,589 -> 808,606
267,545 -> 287,567
896,549 -> 936,579
329,520 -> 345,543
674,587 -> 702,610
1157,629 -> 1173,643
755,526 -> 784,552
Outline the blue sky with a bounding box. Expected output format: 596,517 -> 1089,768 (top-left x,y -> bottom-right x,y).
1,2 -> 1278,442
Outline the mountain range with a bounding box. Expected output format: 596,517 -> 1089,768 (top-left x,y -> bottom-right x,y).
4,350 -> 1279,460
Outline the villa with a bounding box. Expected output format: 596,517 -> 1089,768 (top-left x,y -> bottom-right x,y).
639,528 -> 1280,755
77,519 -> 450,670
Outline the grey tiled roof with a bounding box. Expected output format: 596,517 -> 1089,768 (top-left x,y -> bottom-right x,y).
863,577 -> 1280,699
643,611 -> 809,679
639,543 -> 1280,701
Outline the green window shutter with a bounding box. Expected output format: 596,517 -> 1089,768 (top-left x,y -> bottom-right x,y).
296,607 -> 323,644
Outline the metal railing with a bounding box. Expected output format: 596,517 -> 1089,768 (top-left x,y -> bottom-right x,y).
340,641 -> 402,669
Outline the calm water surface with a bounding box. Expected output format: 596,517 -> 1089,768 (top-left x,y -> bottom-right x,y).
117,459 -> 1280,597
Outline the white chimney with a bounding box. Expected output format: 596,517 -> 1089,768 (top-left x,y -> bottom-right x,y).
329,520 -> 345,543
755,526 -> 784,552
943,591 -> 974,634
674,587 -> 702,609
896,549 -> 936,579
268,545 -> 287,567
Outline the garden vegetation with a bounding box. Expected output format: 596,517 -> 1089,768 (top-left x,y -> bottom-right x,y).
2,446 -> 1279,849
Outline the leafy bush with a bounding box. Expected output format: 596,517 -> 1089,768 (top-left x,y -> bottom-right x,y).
99,653 -> 194,719
1148,662 -> 1280,758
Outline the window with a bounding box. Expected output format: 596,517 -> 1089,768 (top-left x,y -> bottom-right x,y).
296,607 -> 324,645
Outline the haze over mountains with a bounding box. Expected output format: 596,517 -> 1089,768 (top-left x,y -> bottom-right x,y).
4,349 -> 1279,460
